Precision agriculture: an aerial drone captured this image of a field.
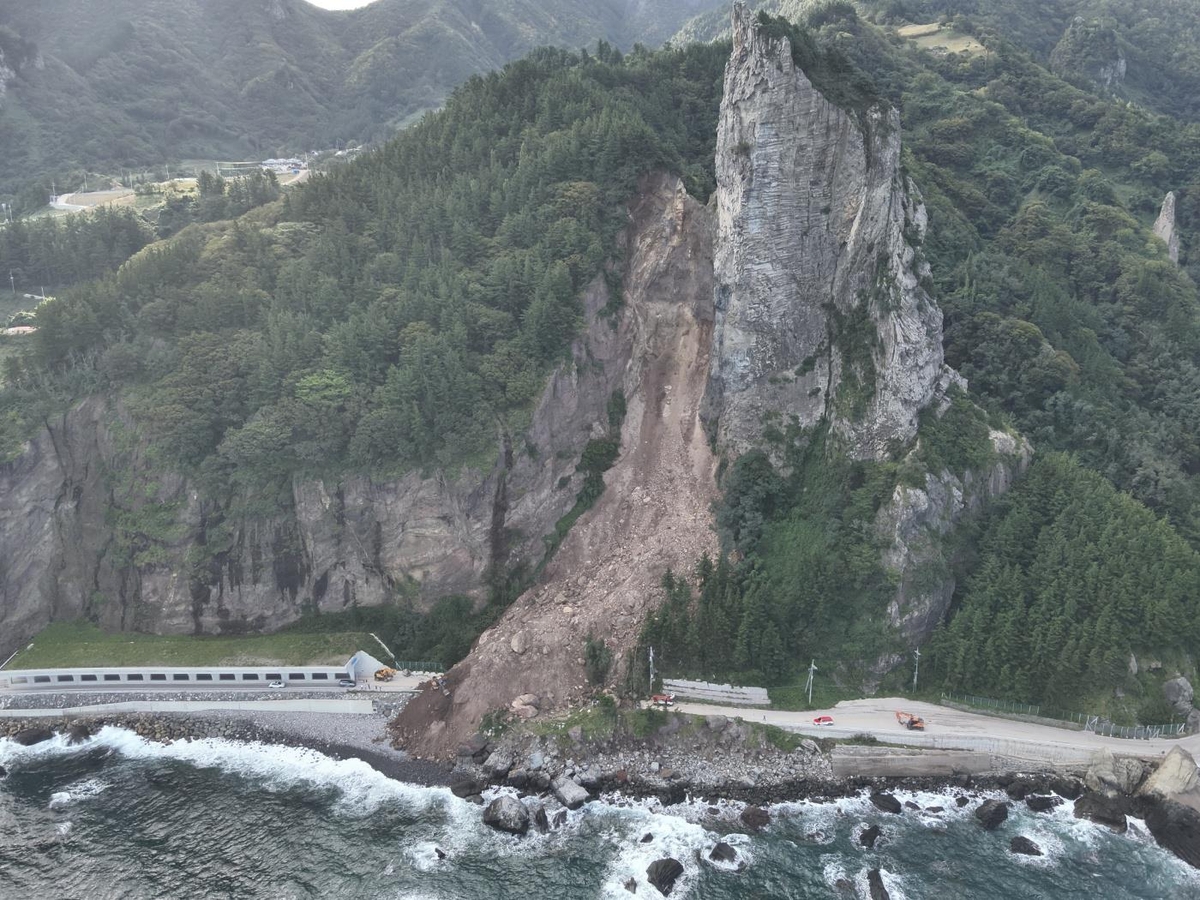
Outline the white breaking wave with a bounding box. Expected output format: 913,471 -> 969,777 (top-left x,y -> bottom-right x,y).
0,727 -> 458,819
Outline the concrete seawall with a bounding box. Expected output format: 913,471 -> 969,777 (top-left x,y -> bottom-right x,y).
0,698 -> 377,717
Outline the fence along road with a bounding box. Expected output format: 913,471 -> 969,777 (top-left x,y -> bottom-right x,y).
672,696 -> 1200,767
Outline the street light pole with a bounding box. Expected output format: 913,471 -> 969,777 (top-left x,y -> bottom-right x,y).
912,648 -> 921,693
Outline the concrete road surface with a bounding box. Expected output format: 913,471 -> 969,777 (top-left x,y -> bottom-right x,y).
674,697 -> 1200,767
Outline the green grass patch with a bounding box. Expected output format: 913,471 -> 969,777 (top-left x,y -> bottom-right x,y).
8,620 -> 374,669
768,677 -> 859,711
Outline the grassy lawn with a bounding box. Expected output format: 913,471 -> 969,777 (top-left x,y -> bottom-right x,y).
7,621 -> 375,669
896,22 -> 985,57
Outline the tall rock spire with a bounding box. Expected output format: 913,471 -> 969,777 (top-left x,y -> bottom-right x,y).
703,3 -> 959,461
1154,191 -> 1181,265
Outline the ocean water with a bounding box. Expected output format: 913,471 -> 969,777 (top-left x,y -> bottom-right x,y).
1,728 -> 1197,899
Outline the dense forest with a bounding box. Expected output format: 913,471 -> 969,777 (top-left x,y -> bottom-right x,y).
3,2 -> 1199,718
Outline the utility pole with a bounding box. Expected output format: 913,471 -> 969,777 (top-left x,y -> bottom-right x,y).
912,648 -> 921,693
805,659 -> 817,706
648,645 -> 657,694
9,272 -> 15,295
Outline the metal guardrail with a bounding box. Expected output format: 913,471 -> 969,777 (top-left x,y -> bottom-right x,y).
391,662 -> 442,673
941,691 -> 1188,740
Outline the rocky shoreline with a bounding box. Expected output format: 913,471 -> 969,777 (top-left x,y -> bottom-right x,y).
4,708 -> 1199,893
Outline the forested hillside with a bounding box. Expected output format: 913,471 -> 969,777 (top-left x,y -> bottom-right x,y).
0,0 -> 721,206
2,1 -> 1199,720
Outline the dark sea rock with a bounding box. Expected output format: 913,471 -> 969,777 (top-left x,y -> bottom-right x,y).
740,806 -> 770,830
1005,780 -> 1031,801
926,806 -> 944,814
482,796 -> 530,835
552,809 -> 568,829
955,796 -> 970,808
975,799 -> 1009,830
1144,800 -> 1200,869
641,833 -> 654,843
1010,836 -> 1043,856
709,841 -> 738,864
450,775 -> 483,799
867,868 -> 890,900
13,727 -> 54,746
434,847 -> 447,860
646,857 -> 684,896
1074,792 -> 1128,833
530,803 -> 550,834
1051,776 -> 1085,800
64,723 -> 93,745
506,768 -> 529,789
870,792 -> 902,814
1025,794 -> 1062,813
860,824 -> 882,849
624,877 -> 638,893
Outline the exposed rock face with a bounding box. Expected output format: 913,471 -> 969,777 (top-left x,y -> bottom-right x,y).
703,3 -> 957,462
1154,192 -> 1181,264
875,429 -> 1031,653
1085,749 -> 1145,798
1050,18 -> 1127,90
0,266 -> 630,658
1138,746 -> 1200,811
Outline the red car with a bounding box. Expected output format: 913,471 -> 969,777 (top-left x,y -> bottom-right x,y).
812,715 -> 835,726
650,693 -> 676,707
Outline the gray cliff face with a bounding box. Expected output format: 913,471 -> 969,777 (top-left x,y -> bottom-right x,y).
0,278 -> 628,658
874,429 -> 1032,672
1154,191 -> 1181,265
704,3 -> 956,462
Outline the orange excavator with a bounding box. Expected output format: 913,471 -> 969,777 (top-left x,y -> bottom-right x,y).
895,710 -> 926,731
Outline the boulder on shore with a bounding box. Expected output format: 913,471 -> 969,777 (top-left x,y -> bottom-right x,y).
1145,799 -> 1200,870
646,857 -> 684,896
860,824 -> 882,849
1085,749 -> 1145,797
450,775 -> 484,799
13,727 -> 54,746
1050,776 -> 1084,800
1138,746 -> 1200,806
867,868 -> 890,900
870,792 -> 902,814
974,799 -> 1009,830
482,796 -> 530,835
1010,836 -> 1043,856
1073,792 -> 1128,833
552,775 -> 590,811
530,803 -> 550,834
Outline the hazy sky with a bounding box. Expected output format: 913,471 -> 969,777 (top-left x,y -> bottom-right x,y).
306,0 -> 377,9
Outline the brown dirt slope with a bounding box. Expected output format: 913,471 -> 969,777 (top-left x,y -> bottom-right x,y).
391,175 -> 720,758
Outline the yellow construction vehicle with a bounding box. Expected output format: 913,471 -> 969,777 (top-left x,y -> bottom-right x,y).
374,667 -> 397,682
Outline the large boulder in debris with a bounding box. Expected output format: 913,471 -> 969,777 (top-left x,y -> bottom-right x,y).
1145,799 -> 1200,869
1138,746 -> 1200,807
482,795 -> 530,835
1074,792 -> 1128,833
870,792 -> 902,814
12,727 -> 54,746
552,775 -> 591,811
974,799 -> 1009,830
1085,749 -> 1145,797
1164,677 -> 1195,717
1010,836 -> 1043,856
646,857 -> 685,896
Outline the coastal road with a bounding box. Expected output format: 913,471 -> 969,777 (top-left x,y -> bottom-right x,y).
673,697 -> 1200,766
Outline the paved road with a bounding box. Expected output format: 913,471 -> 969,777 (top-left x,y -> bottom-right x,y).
0,676 -> 426,696
674,696 -> 1200,765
